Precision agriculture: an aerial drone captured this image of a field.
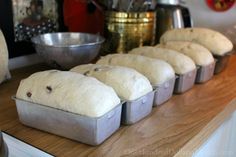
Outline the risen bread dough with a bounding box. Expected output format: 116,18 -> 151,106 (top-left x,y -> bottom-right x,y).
156,41 -> 214,66
16,70 -> 120,118
71,64 -> 152,101
0,30 -> 10,84
96,54 -> 175,86
129,46 -> 196,74
160,28 -> 233,56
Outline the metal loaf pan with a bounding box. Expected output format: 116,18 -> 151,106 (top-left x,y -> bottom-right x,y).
13,97 -> 122,146
121,91 -> 155,125
153,77 -> 175,106
174,69 -> 197,94
213,53 -> 231,74
195,61 -> 216,83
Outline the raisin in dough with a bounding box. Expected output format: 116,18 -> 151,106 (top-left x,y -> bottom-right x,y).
16,70 -> 120,118
129,46 -> 196,75
0,30 -> 10,84
71,64 -> 152,101
96,54 -> 175,86
156,41 -> 214,66
160,28 -> 233,56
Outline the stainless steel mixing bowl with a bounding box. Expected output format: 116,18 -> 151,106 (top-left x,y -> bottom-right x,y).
31,33 -> 105,69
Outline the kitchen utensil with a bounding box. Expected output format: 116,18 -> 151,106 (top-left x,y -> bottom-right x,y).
31,32 -> 105,69
174,69 -> 197,94
102,11 -> 155,54
13,97 -> 122,146
122,91 -> 154,125
195,61 -> 216,83
213,53 -> 231,74
153,77 -> 175,106
155,0 -> 192,43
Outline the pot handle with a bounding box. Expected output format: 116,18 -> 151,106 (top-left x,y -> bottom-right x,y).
181,6 -> 193,27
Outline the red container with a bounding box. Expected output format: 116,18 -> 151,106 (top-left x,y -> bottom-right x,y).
63,0 -> 104,34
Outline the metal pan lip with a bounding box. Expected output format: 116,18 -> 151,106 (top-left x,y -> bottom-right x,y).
213,50 -> 234,57
31,32 -> 105,48
173,67 -> 197,77
120,90 -> 156,103
196,59 -> 216,69
152,76 -> 176,89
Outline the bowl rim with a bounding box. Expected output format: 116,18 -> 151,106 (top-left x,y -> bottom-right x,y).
31,32 -> 105,48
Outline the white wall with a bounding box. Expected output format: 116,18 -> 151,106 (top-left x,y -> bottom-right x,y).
185,0 -> 236,33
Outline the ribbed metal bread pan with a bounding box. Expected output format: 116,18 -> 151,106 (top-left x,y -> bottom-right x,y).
153,77 -> 175,106
13,97 -> 122,146
121,91 -> 155,125
174,69 -> 197,94
195,61 -> 216,83
213,53 -> 231,74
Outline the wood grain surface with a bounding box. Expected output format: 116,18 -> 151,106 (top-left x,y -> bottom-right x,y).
174,98 -> 236,157
1,55 -> 236,157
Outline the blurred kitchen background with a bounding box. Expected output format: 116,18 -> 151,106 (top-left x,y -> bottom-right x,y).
186,0 -> 236,32
0,0 -> 236,69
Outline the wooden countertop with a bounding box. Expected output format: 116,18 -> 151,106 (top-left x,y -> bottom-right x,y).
1,55 -> 236,157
